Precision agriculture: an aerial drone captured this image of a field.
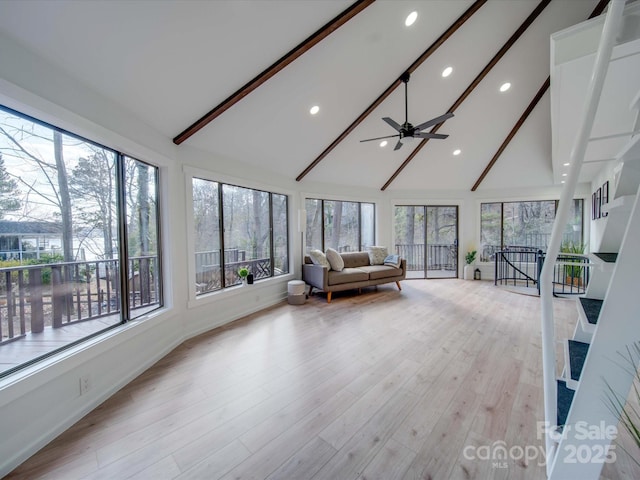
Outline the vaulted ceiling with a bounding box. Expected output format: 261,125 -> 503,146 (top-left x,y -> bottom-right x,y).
0,0 -> 606,192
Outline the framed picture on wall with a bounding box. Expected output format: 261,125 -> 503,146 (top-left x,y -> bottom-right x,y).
601,181 -> 609,217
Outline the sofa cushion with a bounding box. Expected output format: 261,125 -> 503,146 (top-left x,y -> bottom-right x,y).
325,248 -> 344,272
358,265 -> 403,280
327,268 -> 369,285
384,254 -> 401,268
309,249 -> 330,269
367,246 -> 388,265
340,251 -> 371,268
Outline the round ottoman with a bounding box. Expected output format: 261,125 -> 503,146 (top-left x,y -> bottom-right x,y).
287,280 -> 307,305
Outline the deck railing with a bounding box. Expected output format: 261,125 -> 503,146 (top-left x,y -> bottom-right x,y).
195,249 -> 272,294
494,248 -> 590,295
0,256 -> 160,344
395,243 -> 457,271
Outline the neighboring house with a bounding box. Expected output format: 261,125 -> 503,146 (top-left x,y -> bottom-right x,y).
0,220 -> 63,261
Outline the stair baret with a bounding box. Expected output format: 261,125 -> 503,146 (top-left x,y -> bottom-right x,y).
584,253 -> 616,299
565,339 -> 590,390
578,297 -> 603,332
556,379 -> 575,428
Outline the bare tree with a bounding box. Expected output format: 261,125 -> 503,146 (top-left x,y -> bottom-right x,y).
0,154 -> 20,219
70,150 -> 116,259
0,122 -> 74,261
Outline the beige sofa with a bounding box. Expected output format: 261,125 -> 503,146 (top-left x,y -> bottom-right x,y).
303,251 -> 406,303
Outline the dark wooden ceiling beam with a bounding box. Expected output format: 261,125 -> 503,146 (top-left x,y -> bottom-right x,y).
469,0 -> 610,191
173,0 -> 375,146
381,0 -> 552,191
295,0 -> 488,182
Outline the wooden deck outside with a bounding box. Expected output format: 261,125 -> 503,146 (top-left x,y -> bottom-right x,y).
0,315 -> 118,373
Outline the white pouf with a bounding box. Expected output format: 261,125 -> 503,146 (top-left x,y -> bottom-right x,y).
287,280 -> 307,305
288,280 -> 306,295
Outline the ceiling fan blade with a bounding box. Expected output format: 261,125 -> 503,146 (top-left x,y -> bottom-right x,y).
414,112 -> 454,132
393,139 -> 403,151
414,132 -> 449,140
360,134 -> 400,143
382,117 -> 403,132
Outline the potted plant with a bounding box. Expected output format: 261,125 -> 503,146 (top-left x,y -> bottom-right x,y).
560,241 -> 585,287
238,266 -> 249,285
464,250 -> 477,280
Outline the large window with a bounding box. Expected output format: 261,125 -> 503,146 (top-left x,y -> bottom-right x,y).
305,198 -> 375,253
0,106 -> 163,378
192,178 -> 289,295
480,199 -> 584,261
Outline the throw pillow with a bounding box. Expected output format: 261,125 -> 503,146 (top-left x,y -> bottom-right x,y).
325,248 -> 344,272
383,254 -> 401,268
309,249 -> 330,269
367,246 -> 388,265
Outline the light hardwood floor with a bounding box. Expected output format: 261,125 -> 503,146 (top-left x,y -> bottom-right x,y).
6,280 -> 640,479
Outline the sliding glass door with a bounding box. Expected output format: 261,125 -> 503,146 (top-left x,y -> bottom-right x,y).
394,205 -> 458,279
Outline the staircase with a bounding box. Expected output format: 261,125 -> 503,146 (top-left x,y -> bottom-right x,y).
543,2 -> 640,478
549,138 -> 640,478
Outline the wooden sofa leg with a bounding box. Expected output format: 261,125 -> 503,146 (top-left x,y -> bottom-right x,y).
396,281 -> 402,291
327,291 -> 332,303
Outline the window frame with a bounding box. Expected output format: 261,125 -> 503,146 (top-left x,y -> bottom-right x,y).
0,104 -> 165,378
305,197 -> 376,253
479,198 -> 585,262
185,167 -> 292,302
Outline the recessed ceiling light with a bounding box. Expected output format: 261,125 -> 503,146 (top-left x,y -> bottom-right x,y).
561,180 -> 566,184
442,66 -> 453,78
453,149 -> 461,156
562,173 -> 567,177
380,140 -> 388,147
405,11 -> 418,27
500,82 -> 511,92
309,105 -> 320,115
563,162 -> 570,166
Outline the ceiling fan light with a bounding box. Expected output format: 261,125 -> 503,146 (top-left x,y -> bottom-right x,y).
405,11 -> 417,27
442,66 -> 453,78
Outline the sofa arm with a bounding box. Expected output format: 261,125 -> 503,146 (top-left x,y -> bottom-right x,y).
302,263 -> 329,291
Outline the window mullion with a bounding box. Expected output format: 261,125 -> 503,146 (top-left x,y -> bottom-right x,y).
115,153 -> 130,322
218,184 -> 226,288
269,193 -> 274,277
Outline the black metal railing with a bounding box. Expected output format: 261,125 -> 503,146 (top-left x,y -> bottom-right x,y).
494,248 -> 540,288
539,251 -> 590,296
494,248 -> 589,295
195,249 -> 274,295
395,243 -> 457,272
0,256 -> 160,345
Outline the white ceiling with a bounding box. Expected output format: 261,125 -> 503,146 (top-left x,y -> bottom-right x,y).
551,14 -> 640,185
0,0 -> 606,192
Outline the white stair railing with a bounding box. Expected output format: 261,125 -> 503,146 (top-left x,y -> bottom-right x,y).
540,0 -> 626,475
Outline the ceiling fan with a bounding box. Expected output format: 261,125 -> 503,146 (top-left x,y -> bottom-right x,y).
360,72 -> 454,151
